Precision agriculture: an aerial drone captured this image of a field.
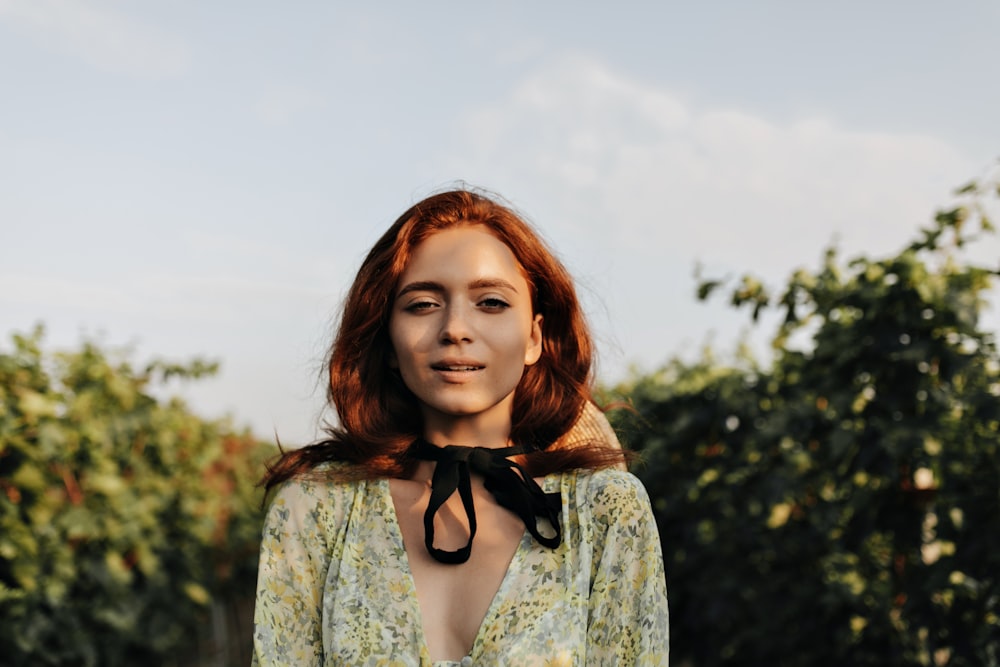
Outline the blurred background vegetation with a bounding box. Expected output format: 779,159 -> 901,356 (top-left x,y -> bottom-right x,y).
0,331 -> 273,666
607,167 -> 1000,666
1,167 -> 998,666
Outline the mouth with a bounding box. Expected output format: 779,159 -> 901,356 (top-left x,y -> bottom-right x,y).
431,360 -> 485,372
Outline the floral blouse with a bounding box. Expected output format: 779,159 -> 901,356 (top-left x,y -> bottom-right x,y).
252,467 -> 669,666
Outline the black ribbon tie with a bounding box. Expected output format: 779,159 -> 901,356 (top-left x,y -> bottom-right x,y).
410,439 -> 562,565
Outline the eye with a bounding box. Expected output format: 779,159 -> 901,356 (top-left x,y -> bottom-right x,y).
478,297 -> 511,311
403,299 -> 439,313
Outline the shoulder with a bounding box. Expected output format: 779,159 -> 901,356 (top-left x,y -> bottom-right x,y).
571,467 -> 655,525
578,467 -> 651,507
264,464 -> 369,539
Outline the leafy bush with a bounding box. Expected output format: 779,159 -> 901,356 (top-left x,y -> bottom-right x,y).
609,170 -> 1000,666
0,330 -> 273,666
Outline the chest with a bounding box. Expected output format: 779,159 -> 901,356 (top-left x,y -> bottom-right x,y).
320,475 -> 592,666
389,477 -> 526,662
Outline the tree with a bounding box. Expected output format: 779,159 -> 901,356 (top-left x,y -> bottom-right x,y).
0,329 -> 274,666
608,167 -> 1000,666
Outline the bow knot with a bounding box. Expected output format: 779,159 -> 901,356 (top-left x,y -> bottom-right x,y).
466,447 -> 495,474
410,439 -> 562,565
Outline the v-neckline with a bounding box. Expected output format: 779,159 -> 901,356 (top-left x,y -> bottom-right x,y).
378,476 -> 533,664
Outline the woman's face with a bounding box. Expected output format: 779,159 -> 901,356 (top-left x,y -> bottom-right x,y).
388,225 -> 543,438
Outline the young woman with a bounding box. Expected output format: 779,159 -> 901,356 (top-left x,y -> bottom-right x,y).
252,190 -> 668,666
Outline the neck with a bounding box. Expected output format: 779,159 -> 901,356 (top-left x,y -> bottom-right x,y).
421,412 -> 513,449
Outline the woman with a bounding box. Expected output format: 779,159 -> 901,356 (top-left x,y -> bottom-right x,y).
253,190 -> 668,666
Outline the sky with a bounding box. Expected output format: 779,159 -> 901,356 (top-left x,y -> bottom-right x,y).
2,0 -> 998,445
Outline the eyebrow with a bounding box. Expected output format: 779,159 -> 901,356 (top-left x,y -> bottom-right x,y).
396,278 -> 520,298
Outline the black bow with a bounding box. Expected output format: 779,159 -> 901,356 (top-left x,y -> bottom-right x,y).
410,439 -> 562,565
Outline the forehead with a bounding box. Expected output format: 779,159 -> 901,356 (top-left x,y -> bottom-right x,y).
400,225 -> 528,284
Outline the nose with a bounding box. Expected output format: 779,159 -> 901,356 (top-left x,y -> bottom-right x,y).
439,303 -> 474,344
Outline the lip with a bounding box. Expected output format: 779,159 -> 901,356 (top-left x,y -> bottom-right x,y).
430,358 -> 485,383
430,358 -> 486,372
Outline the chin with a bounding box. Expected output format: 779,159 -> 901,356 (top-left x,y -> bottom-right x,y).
435,404 -> 491,418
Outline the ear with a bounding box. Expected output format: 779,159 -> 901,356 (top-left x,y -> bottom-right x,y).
524,313 -> 543,366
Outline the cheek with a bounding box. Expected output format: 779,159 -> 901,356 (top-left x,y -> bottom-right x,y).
501,323 -> 537,361
387,322 -> 405,369
388,323 -> 424,371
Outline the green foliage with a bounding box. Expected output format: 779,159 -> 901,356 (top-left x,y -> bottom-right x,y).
610,169 -> 1000,666
0,329 -> 274,667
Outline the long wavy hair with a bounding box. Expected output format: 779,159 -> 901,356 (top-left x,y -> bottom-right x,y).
262,189 -> 624,492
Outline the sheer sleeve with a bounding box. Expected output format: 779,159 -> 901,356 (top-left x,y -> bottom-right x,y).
586,472 -> 669,666
252,477 -> 343,666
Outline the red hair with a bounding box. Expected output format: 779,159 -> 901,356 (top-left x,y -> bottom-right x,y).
263,189 -> 624,491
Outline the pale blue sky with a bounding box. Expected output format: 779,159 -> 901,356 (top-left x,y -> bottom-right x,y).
2,1 -> 998,443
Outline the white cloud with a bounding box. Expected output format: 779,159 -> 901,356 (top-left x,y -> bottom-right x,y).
447,53 -> 985,277
0,0 -> 190,77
